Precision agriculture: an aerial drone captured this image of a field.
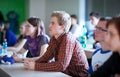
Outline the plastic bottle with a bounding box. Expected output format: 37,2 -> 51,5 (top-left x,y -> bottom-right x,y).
0,47 -> 2,56
2,39 -> 8,56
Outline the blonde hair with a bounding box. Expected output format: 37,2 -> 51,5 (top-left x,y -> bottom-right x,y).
51,11 -> 71,33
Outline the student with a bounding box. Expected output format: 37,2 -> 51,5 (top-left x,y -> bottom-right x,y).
13,17 -> 49,62
69,14 -> 79,34
89,12 -> 101,49
24,11 -> 89,77
0,11 -> 5,44
70,14 -> 87,48
90,16 -> 120,77
86,12 -> 101,66
7,22 -> 27,52
88,17 -> 112,74
89,12 -> 100,26
1,21 -> 17,46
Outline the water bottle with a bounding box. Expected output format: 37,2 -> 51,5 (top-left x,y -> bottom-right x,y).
2,39 -> 8,56
0,47 -> 2,56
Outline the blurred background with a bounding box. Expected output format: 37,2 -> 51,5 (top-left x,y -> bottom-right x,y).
0,0 -> 120,35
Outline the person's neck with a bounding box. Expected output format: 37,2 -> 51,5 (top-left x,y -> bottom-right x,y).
54,32 -> 65,39
30,33 -> 36,38
100,41 -> 109,51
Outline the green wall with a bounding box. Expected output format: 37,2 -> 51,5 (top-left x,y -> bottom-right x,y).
0,0 -> 28,34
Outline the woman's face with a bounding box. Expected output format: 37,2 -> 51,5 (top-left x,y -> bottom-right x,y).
25,21 -> 37,36
105,24 -> 120,52
19,22 -> 26,35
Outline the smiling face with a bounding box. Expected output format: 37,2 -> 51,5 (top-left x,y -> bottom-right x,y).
105,23 -> 120,52
19,22 -> 26,35
94,20 -> 107,42
25,21 -> 37,37
49,16 -> 64,38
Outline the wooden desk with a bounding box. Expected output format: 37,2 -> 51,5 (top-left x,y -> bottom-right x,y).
0,63 -> 71,77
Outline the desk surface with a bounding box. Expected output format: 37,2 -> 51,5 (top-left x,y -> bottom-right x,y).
0,63 -> 71,77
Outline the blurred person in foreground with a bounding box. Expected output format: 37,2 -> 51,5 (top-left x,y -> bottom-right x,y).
88,17 -> 112,74
90,16 -> 120,77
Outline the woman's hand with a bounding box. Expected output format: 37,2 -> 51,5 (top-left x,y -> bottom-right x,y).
12,52 -> 23,62
24,60 -> 35,70
24,58 -> 35,62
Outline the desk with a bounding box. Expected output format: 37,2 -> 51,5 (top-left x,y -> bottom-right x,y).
0,63 -> 71,77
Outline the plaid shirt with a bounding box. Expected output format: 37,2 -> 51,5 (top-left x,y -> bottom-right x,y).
35,32 -> 89,77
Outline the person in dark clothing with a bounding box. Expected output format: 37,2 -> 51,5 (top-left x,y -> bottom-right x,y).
0,21 -> 17,46
90,16 -> 120,77
0,11 -> 5,44
0,11 -> 5,23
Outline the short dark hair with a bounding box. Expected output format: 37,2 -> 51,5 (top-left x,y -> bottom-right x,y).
70,14 -> 77,20
89,12 -> 100,18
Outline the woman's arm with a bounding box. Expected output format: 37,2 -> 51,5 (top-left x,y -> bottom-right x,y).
7,39 -> 27,52
13,48 -> 27,62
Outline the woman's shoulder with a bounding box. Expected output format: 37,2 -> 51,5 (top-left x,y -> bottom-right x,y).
38,34 -> 50,41
40,34 -> 50,39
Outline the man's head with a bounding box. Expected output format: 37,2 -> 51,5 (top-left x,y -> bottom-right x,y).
71,14 -> 78,25
49,11 -> 71,38
89,12 -> 100,26
94,17 -> 110,42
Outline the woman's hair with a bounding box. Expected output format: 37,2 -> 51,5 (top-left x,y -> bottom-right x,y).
106,16 -> 120,38
17,35 -> 25,42
3,21 -> 10,30
27,17 -> 45,37
51,11 -> 71,33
